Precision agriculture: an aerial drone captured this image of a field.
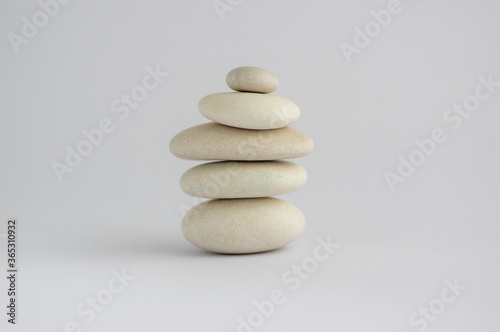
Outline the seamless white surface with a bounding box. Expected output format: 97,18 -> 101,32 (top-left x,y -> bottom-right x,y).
1,0 -> 499,331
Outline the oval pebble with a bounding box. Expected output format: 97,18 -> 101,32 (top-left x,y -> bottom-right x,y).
198,92 -> 299,130
180,161 -> 307,198
169,122 -> 313,161
182,198 -> 305,254
226,66 -> 279,93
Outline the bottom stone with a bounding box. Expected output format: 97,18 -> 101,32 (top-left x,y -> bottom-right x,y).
182,197 -> 305,254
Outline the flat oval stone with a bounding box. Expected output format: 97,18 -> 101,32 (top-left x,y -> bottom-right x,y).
180,161 -> 307,198
182,198 -> 305,254
226,66 -> 279,93
169,123 -> 314,161
198,92 -> 299,130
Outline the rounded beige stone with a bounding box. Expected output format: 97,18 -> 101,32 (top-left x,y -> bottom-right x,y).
226,66 -> 279,93
180,161 -> 307,198
198,92 -> 299,130
182,197 -> 305,254
169,123 -> 313,161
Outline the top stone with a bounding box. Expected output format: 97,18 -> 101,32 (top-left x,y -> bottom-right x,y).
226,66 -> 279,94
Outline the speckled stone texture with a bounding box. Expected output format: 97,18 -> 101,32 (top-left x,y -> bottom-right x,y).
182,198 -> 305,254
226,66 -> 279,93
169,123 -> 313,161
180,161 -> 307,198
198,92 -> 299,129
170,66 -> 313,254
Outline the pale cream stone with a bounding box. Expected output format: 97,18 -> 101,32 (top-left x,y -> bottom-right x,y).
169,123 -> 313,161
198,92 -> 299,130
182,197 -> 305,254
180,161 -> 307,198
226,66 -> 279,93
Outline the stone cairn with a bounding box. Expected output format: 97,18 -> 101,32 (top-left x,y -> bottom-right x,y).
170,66 -> 313,254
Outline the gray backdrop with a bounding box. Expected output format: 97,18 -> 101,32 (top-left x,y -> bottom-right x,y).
1,0 -> 499,331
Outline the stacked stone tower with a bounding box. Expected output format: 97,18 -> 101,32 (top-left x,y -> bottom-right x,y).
170,66 -> 313,254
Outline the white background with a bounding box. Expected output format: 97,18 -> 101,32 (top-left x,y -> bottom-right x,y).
1,0 -> 499,331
